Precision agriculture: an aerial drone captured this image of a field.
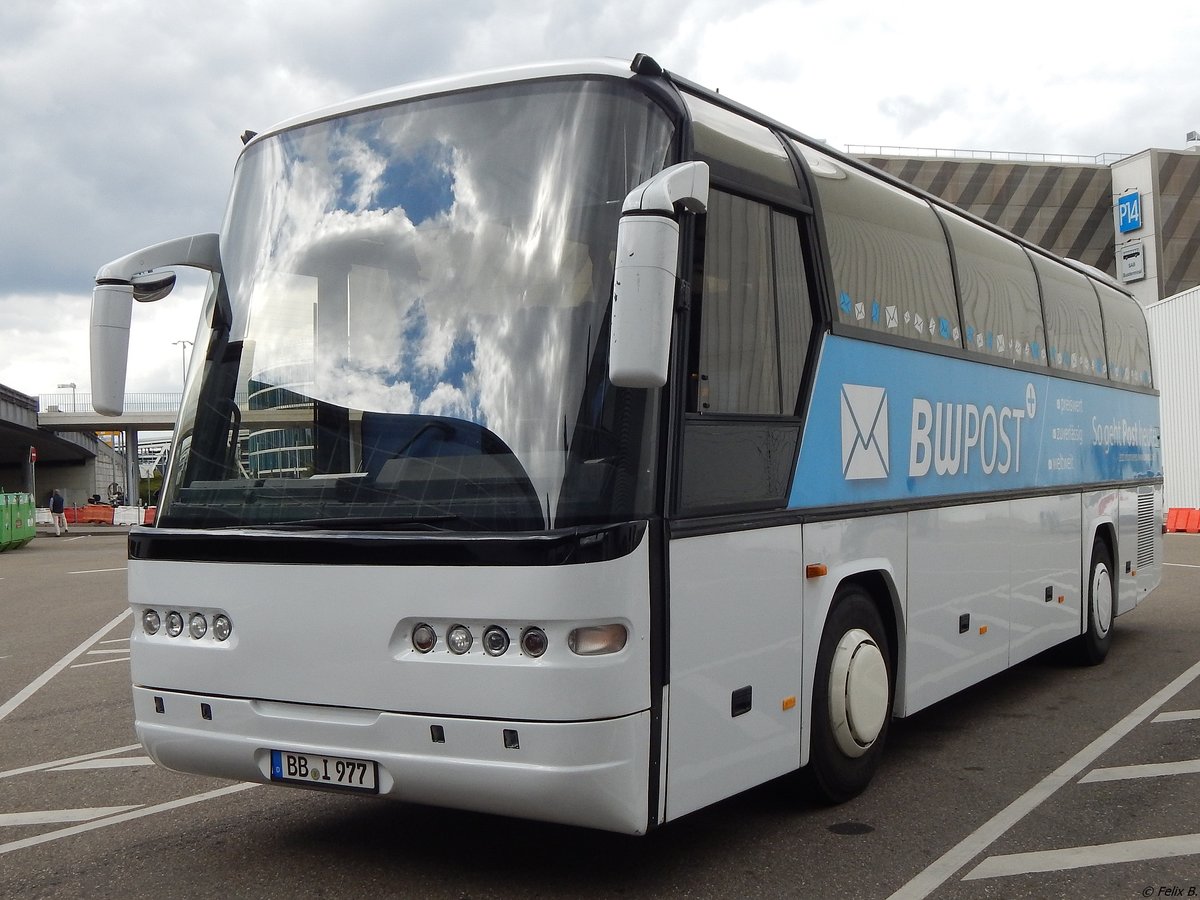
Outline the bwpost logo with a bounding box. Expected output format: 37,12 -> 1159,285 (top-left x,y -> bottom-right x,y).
841,384 -> 889,480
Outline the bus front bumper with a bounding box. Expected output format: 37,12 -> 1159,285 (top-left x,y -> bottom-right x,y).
133,686 -> 651,834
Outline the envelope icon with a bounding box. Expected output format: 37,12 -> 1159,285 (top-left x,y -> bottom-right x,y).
841,384 -> 889,480
885,306 -> 898,328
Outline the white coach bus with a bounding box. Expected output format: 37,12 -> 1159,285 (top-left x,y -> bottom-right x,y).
90,54 -> 1162,834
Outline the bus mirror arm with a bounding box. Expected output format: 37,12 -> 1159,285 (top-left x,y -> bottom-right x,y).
609,162 -> 709,389
90,233 -> 222,416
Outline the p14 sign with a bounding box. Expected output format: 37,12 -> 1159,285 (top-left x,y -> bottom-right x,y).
1118,191 -> 1142,233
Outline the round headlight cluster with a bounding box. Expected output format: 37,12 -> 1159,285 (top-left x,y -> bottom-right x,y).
142,608 -> 232,642
410,623 -> 548,658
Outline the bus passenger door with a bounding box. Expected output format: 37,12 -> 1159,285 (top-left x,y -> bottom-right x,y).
665,529 -> 805,821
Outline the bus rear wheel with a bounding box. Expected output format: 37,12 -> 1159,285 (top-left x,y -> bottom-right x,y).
1077,537 -> 1114,666
806,586 -> 892,804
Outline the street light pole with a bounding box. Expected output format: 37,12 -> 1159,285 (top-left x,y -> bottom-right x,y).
57,382 -> 77,412
172,340 -> 193,387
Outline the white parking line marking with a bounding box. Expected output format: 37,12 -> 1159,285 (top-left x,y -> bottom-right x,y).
0,609 -> 132,724
70,657 -> 130,669
68,567 -> 126,575
964,833 -> 1200,879
0,807 -> 141,828
0,783 -> 259,855
1164,563 -> 1200,569
50,757 -> 154,772
1155,709 -> 1200,722
86,649 -> 130,655
1080,758 -> 1200,783
888,656 -> 1200,899
0,745 -> 142,780
98,638 -> 128,645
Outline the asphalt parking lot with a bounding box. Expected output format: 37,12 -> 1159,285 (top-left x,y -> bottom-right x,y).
1,529 -> 1198,899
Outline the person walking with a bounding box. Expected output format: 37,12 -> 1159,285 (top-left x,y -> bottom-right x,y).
49,489 -> 68,536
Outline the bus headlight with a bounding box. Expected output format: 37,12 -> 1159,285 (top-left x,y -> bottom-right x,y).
520,626 -> 548,658
165,611 -> 184,638
411,622 -> 437,653
189,613 -> 208,640
142,609 -> 161,635
482,626 -> 510,656
568,624 -> 628,656
446,624 -> 473,655
212,614 -> 233,642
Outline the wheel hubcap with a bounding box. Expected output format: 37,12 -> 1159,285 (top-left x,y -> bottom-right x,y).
828,628 -> 889,758
1092,564 -> 1113,637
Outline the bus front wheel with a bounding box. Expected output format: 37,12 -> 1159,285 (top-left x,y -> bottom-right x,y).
806,586 -> 892,804
1077,537 -> 1114,666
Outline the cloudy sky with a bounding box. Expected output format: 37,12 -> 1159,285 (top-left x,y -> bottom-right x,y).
3,0 -> 1198,404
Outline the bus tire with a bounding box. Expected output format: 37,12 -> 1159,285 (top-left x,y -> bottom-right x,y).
805,585 -> 892,804
1077,537 -> 1114,666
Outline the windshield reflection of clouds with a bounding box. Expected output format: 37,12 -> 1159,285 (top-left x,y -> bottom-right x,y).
221,81 -> 674,522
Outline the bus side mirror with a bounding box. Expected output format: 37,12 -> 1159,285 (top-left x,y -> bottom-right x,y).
131,270 -> 178,303
90,233 -> 221,416
609,161 -> 709,388
90,283 -> 135,416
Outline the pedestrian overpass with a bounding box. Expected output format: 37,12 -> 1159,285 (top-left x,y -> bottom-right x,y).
0,385 -> 180,503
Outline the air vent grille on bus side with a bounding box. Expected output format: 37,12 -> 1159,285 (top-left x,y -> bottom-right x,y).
1136,489 -> 1156,570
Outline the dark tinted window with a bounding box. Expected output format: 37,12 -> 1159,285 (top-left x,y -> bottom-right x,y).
697,192 -> 779,414
1034,256 -> 1107,377
798,142 -> 959,347
942,211 -> 1046,365
1095,281 -> 1153,387
774,211 -> 813,411
683,93 -> 800,197
681,194 -> 815,514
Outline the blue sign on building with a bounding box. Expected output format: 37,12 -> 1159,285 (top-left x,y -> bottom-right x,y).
1118,191 -> 1142,233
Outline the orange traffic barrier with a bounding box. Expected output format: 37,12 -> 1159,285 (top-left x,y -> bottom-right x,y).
76,504 -> 115,525
144,507 -> 156,525
1187,509 -> 1200,534
1166,508 -> 1183,533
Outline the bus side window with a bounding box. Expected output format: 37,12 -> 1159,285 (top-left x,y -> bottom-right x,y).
1094,280 -> 1154,387
800,142 -> 959,348
694,191 -> 780,415
1034,255 -> 1107,377
942,210 -> 1046,365
679,192 -> 813,514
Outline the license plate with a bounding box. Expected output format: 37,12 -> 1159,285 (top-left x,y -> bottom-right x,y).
270,750 -> 377,792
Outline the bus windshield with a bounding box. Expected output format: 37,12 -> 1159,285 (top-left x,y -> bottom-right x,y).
158,78 -> 675,532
